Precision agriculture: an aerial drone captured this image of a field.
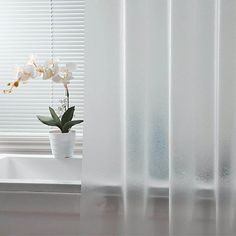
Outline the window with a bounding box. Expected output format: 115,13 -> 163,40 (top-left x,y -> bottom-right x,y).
0,0 -> 85,155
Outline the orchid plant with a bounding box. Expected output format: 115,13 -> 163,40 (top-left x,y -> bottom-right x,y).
4,55 -> 83,133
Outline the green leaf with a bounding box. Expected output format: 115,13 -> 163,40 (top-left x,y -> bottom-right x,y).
62,120 -> 83,133
49,107 -> 61,128
37,116 -> 57,126
61,106 -> 75,126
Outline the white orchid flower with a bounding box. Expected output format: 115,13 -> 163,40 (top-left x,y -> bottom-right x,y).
27,54 -> 37,66
16,65 -> 37,81
43,59 -> 59,80
52,63 -> 76,85
27,55 -> 46,78
3,57 -> 77,95
3,65 -> 35,93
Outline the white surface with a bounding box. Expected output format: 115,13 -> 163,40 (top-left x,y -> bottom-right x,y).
0,155 -> 81,186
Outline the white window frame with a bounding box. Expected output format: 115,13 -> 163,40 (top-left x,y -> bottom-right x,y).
0,0 -> 85,156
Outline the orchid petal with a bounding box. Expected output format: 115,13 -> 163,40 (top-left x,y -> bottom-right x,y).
43,69 -> 53,80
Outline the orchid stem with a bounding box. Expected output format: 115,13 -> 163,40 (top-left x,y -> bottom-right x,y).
64,84 -> 69,110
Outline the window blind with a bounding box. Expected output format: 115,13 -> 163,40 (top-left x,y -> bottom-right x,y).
0,0 -> 85,155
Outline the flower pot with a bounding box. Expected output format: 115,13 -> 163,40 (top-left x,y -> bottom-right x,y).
49,130 -> 76,159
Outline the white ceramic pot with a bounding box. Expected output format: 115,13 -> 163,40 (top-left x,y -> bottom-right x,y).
49,130 -> 76,159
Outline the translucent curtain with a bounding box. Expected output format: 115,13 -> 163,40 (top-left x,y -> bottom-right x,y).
80,0 -> 236,235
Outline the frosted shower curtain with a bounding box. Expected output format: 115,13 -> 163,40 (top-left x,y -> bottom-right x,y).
80,0 -> 236,235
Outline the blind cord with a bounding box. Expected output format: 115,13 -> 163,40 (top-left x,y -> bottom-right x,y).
50,0 -> 54,108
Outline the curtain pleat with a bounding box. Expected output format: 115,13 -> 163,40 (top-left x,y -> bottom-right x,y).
218,1 -> 236,235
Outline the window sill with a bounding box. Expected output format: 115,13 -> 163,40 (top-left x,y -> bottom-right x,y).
0,154 -> 82,193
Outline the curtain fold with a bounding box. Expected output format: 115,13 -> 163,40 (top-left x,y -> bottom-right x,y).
80,0 -> 236,235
